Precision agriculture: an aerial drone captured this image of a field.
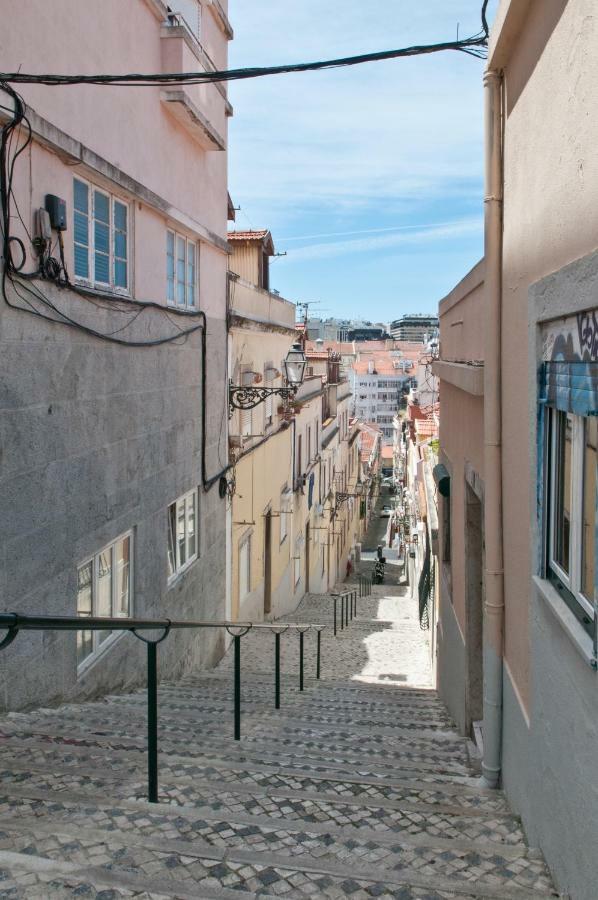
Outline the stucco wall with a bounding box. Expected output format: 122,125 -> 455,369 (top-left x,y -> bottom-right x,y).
0,0 -> 230,709
499,0 -> 598,712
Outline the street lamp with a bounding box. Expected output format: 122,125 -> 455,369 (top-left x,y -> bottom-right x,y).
335,481 -> 364,506
229,342 -> 307,418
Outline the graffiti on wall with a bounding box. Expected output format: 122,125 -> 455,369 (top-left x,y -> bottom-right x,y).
543,310 -> 598,363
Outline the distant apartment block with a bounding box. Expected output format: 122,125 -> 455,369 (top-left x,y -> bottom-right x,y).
390,314 -> 439,342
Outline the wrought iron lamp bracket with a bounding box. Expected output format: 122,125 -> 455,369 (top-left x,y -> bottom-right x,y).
228,381 -> 298,418
0,618 -> 19,652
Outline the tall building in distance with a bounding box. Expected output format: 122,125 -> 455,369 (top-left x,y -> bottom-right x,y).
306,317 -> 388,342
389,314 -> 439,342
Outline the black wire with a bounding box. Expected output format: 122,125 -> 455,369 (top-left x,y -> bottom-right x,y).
0,25 -> 489,88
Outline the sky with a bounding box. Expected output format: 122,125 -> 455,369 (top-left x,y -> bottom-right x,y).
228,1 -> 498,324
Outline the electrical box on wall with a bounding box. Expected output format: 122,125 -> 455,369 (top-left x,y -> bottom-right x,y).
45,194 -> 67,231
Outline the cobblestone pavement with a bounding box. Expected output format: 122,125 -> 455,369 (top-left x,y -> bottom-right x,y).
0,578 -> 559,898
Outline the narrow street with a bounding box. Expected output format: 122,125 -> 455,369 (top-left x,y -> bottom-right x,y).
0,555 -> 557,897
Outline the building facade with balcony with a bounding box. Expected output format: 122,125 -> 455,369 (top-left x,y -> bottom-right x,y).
0,0 -> 232,710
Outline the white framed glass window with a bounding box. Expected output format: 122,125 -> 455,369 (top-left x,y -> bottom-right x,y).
294,536 -> 302,586
168,489 -> 198,579
239,535 -> 251,599
546,407 -> 596,632
73,178 -> 129,292
77,532 -> 132,669
280,487 -> 291,543
167,229 -> 197,309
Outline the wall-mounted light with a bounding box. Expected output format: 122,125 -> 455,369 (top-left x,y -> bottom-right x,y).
229,343 -> 307,418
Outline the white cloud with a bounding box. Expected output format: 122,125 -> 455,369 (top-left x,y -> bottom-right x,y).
278,217 -> 483,262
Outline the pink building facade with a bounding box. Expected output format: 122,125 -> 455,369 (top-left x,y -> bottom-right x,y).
0,0 -> 232,708
435,3 -> 598,896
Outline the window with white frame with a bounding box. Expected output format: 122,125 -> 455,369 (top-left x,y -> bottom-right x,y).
294,536 -> 302,586
167,489 -> 198,578
171,0 -> 202,40
264,366 -> 274,426
280,486 -> 290,543
546,408 -> 596,633
167,230 -> 197,309
74,178 -> 129,292
239,535 -> 251,599
77,532 -> 132,668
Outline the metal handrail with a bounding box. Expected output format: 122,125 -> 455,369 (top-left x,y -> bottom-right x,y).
328,588 -> 358,635
0,612 -> 326,803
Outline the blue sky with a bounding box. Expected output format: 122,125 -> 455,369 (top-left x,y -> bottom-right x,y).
228,2 -> 497,323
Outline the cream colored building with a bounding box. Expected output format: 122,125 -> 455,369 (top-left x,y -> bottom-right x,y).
228,231 -> 297,621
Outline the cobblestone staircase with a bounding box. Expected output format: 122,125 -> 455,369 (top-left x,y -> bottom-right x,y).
0,580 -> 558,898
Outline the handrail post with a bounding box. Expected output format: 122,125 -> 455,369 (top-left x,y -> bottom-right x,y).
147,641 -> 158,803
340,595 -> 344,630
299,630 -> 304,691
333,596 -> 337,636
345,593 -> 349,627
316,629 -> 321,679
234,633 -> 241,740
275,631 -> 281,709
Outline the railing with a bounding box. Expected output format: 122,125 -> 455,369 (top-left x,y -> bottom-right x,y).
359,575 -> 372,599
329,589 -> 358,636
0,613 -> 326,804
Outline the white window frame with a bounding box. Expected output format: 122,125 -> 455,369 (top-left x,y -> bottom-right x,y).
280,486 -> 291,544
294,536 -> 302,587
239,534 -> 251,600
167,228 -> 197,310
547,408 -> 595,621
73,177 -> 130,295
77,530 -> 133,672
168,489 -> 199,581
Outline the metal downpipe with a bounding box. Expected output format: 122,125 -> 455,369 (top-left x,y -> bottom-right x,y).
482,68 -> 505,790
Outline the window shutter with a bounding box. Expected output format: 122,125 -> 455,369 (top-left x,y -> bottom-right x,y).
541,361 -> 598,416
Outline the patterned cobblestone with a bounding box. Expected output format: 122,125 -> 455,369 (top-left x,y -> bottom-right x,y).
0,578 -> 557,897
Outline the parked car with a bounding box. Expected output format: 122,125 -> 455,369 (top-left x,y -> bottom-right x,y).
380,505 -> 393,518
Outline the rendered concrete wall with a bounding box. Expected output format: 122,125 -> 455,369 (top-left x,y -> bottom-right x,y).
0,0 -> 230,710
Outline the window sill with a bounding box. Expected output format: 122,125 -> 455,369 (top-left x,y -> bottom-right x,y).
73,279 -> 131,301
77,629 -> 128,679
533,575 -> 596,669
167,555 -> 199,589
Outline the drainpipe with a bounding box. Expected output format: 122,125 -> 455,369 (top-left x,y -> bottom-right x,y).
482,67 -> 504,789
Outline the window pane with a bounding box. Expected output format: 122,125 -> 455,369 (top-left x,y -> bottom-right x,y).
186,242 -> 196,306
94,191 -> 109,224
97,547 -> 113,645
77,561 -> 93,615
167,232 -> 175,304
187,492 -> 196,560
74,179 -> 89,214
177,499 -> 187,567
240,539 -> 250,598
176,236 -> 186,306
114,201 -> 127,232
74,210 -> 88,247
114,259 -> 127,288
582,417 -> 597,602
94,247 -> 110,283
167,503 -> 177,576
115,537 -> 131,617
114,231 -> 127,260
74,241 -> 89,279
554,411 -> 573,574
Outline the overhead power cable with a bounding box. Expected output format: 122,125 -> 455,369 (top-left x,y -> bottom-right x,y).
0,3 -> 490,87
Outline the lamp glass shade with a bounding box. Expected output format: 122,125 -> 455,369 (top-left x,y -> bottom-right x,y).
354,482 -> 364,496
283,343 -> 307,386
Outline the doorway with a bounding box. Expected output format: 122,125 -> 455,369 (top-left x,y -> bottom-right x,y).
305,522 -> 310,594
464,482 -> 484,736
264,510 -> 272,616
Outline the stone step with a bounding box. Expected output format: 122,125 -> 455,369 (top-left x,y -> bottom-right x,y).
0,801 -> 557,899
14,699 -> 464,756
0,715 -> 476,780
0,735 -> 510,813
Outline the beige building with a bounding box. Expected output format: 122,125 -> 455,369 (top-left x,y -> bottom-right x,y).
434,3 -> 598,896
228,231 -> 297,621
